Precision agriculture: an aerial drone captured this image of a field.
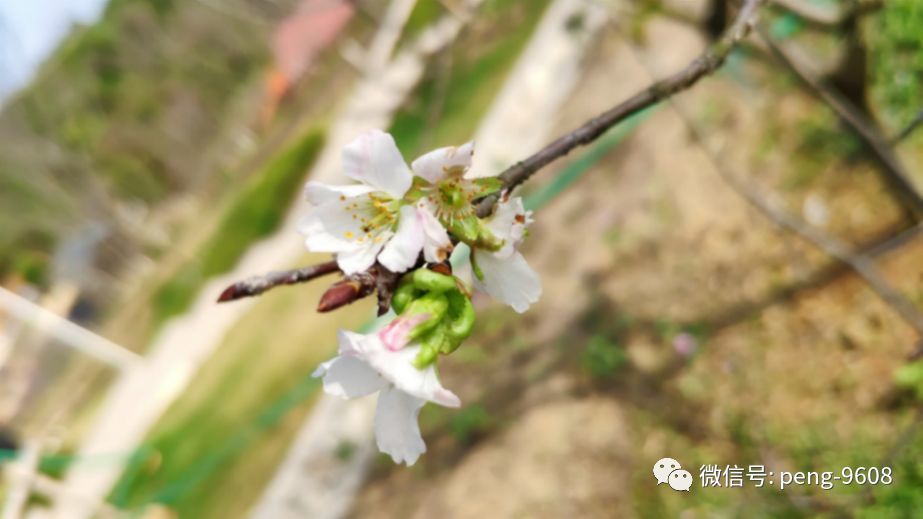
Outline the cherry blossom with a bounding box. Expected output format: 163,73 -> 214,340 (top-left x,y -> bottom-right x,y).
299,129 -> 452,274
471,195 -> 542,313
314,328 -> 460,465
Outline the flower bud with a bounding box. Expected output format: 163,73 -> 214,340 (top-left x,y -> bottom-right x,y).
411,268 -> 457,293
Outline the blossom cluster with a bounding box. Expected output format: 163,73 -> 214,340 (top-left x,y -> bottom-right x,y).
300,130 -> 541,465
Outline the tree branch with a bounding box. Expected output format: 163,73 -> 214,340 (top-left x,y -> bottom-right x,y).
217,261 -> 340,302
723,175 -> 923,335
755,26 -> 923,221
892,110 -> 923,145
669,107 -> 923,336
476,0 -> 766,217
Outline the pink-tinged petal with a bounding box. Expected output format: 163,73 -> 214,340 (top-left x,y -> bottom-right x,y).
346,333 -> 461,407
336,238 -> 387,274
378,205 -> 424,273
417,204 -> 453,263
342,130 -> 412,198
473,250 -> 541,313
374,387 -> 426,465
314,355 -> 387,399
378,313 -> 430,351
410,141 -> 475,183
304,181 -> 375,205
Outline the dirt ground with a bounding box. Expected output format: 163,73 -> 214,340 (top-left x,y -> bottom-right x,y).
348,10 -> 923,519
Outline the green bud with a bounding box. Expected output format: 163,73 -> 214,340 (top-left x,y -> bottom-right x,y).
412,339 -> 440,368
404,292 -> 449,340
445,289 -> 476,343
448,214 -> 482,244
447,215 -> 505,252
475,226 -> 505,252
411,268 -> 457,293
391,282 -> 418,314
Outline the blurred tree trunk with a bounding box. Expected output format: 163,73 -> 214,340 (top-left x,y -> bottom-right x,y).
706,0 -> 729,39
829,0 -> 868,113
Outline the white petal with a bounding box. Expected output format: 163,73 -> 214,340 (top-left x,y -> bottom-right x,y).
337,329 -> 366,356
300,197 -> 369,253
298,213 -> 354,253
418,204 -> 453,263
314,355 -> 387,399
342,130 -> 412,198
378,205 -> 424,273
350,333 -> 461,407
474,251 -> 541,313
485,196 -> 527,258
304,181 -> 375,204
374,387 -> 426,465
449,245 -> 474,293
337,238 -> 387,274
410,141 -> 475,184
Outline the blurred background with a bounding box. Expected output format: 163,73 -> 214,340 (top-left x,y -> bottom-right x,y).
1,0 -> 922,517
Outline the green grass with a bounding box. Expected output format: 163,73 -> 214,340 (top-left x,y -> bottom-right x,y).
111,266 -> 374,518
869,0 -> 923,132
389,0 -> 553,158
151,129 -> 325,325
397,0 -> 446,51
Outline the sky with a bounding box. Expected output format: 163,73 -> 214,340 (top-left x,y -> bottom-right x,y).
0,0 -> 108,104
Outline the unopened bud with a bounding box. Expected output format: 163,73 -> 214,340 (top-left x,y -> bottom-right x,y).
318,280 -> 372,312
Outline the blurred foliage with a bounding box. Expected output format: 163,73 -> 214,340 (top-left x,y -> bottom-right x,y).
868,0 -> 923,130
12,251 -> 50,287
0,0 -> 273,283
894,359 -> 923,400
398,0 -> 445,49
783,106 -> 863,189
582,334 -> 627,379
450,404 -> 494,444
152,129 -> 325,325
12,0 -> 267,201
862,436 -> 923,517
390,0 -> 551,158
110,265 -> 371,518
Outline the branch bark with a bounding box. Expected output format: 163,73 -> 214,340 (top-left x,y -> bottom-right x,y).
476,0 -> 766,217
217,261 -> 340,302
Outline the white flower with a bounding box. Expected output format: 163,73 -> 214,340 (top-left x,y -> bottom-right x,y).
472,196 -> 541,313
299,130 -> 452,275
410,141 -> 500,227
313,326 -> 461,465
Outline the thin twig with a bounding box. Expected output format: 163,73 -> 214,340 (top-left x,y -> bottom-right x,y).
892,110 -> 923,145
755,26 -> 923,220
668,105 -> 923,335
681,224 -> 923,332
722,174 -> 923,335
476,0 -> 766,217
217,261 -> 340,302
